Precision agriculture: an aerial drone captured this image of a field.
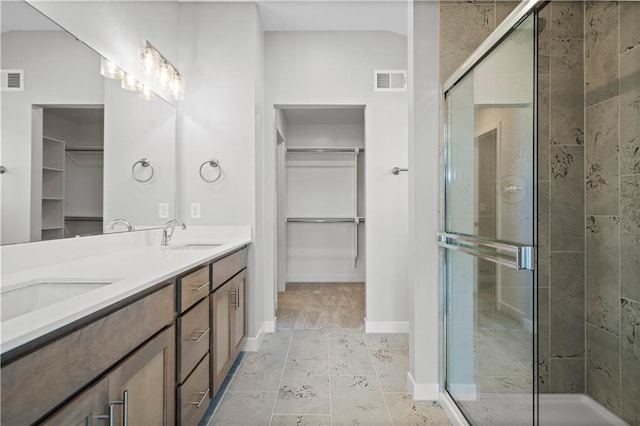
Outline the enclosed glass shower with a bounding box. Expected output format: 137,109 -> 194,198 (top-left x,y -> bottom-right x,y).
440,2 -> 639,425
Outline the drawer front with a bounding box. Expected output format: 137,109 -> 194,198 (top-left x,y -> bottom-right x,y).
212,247 -> 247,291
1,284 -> 174,426
178,354 -> 210,426
177,298 -> 210,383
178,265 -> 210,313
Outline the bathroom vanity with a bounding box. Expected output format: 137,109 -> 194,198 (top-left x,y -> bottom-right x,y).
0,240 -> 249,425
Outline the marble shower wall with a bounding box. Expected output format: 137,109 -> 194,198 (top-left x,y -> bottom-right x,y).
537,1 -> 586,395
583,2 -> 640,423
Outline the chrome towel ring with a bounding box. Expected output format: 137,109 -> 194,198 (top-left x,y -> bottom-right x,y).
199,158 -> 222,183
132,158 -> 154,183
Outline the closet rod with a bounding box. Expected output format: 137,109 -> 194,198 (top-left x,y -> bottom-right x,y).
286,147 -> 364,153
66,147 -> 104,152
286,217 -> 366,223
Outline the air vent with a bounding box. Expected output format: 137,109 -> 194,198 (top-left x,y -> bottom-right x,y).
374,70 -> 407,92
1,70 -> 24,91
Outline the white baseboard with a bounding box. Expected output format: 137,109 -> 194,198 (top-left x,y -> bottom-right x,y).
264,318 -> 276,333
406,372 -> 439,400
365,319 -> 409,333
440,391 -> 470,425
287,274 -> 365,283
242,321 -> 265,352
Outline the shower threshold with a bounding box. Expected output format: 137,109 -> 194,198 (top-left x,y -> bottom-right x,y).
539,394 -> 627,426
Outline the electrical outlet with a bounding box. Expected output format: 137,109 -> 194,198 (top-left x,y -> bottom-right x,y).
158,203 -> 169,219
190,203 -> 201,219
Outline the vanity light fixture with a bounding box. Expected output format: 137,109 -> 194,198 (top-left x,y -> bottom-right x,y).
141,41 -> 185,101
138,84 -> 156,101
100,57 -> 124,79
121,73 -> 140,91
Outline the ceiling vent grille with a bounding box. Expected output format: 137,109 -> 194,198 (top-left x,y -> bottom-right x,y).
1,70 -> 24,91
374,70 -> 406,92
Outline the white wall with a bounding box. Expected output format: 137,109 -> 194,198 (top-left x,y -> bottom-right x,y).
0,30 -> 103,245
262,31 -> 409,330
103,79 -> 176,228
177,3 -> 264,337
27,1 -> 179,103
407,1 -> 441,399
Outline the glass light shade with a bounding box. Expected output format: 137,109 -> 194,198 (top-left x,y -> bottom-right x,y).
171,74 -> 185,101
138,84 -> 156,101
140,45 -> 159,77
121,73 -> 140,91
100,57 -> 124,79
157,61 -> 174,91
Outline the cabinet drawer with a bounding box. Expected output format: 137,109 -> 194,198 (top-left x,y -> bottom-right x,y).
177,298 -> 209,383
178,265 -> 210,313
177,354 -> 210,426
212,247 -> 247,291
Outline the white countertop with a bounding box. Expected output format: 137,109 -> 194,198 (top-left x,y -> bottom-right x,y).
0,237 -> 250,355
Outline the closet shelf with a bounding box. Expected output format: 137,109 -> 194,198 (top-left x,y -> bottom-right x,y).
65,216 -> 103,222
43,166 -> 63,172
286,217 -> 365,223
66,147 -> 103,152
286,147 -> 364,153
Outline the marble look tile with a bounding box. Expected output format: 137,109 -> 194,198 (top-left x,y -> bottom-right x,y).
586,216 -> 621,335
211,392 -> 276,426
549,252 -> 585,359
261,329 -> 293,349
550,38 -> 584,146
330,375 -> 391,425
621,298 -> 640,425
270,415 -> 331,426
550,146 -> 584,251
538,287 -> 550,393
289,330 -> 328,358
585,1 -> 619,107
538,181 -> 549,288
228,347 -> 287,392
586,324 -> 621,415
439,4 -> 495,83
275,366 -> 330,415
586,97 -> 620,215
620,2 -> 640,53
329,338 -> 376,376
495,1 -> 520,26
385,393 -> 452,426
538,74 -> 550,182
621,175 -> 640,302
549,358 -> 585,393
377,372 -> 408,393
326,329 -> 364,340
369,349 -> 409,377
538,5 -> 550,74
620,46 -> 640,176
365,334 -> 408,350
550,1 -> 584,39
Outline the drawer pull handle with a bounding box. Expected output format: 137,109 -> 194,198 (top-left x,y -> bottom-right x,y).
190,328 -> 210,343
96,400 -> 123,426
190,281 -> 209,292
230,289 -> 237,308
190,388 -> 210,408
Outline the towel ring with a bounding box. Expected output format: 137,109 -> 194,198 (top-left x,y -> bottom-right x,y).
132,158 -> 154,183
199,158 -> 222,183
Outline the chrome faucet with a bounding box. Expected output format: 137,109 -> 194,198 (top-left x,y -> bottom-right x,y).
107,218 -> 134,232
161,219 -> 186,246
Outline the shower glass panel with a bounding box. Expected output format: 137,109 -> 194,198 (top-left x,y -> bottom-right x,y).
443,14 -> 535,425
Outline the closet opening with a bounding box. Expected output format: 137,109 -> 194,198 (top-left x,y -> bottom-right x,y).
275,105 -> 366,330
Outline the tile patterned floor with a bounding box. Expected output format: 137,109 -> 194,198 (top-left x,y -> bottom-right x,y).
206,283 -> 452,426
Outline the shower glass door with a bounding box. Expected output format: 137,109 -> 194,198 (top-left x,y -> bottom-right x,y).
442,14 -> 536,425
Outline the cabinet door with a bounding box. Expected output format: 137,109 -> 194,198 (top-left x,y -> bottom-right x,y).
231,270 -> 246,354
42,378 -> 109,426
211,280 -> 231,396
107,326 -> 175,426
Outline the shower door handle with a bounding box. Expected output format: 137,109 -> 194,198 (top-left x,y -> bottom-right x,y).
437,231 -> 534,271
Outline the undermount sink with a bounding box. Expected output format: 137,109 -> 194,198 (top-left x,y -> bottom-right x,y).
1,280 -> 113,322
169,243 -> 223,250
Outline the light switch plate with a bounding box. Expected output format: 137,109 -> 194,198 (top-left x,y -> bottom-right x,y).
190,203 -> 201,219
158,203 -> 169,219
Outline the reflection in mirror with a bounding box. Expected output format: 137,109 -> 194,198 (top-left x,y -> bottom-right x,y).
0,1 -> 176,245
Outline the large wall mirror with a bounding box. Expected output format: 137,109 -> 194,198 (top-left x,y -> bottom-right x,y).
0,1 -> 178,245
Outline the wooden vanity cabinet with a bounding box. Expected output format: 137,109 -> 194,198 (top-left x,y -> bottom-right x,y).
43,326 -> 175,426
210,248 -> 247,396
